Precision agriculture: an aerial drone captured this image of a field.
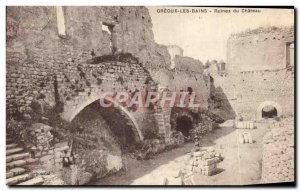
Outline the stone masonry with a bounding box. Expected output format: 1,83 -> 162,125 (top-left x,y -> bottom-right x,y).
6,6 -> 213,185
6,6 -> 209,144
261,118 -> 294,183
208,26 -> 294,121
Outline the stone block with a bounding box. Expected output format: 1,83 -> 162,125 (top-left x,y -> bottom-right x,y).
187,165 -> 193,171
10,167 -> 26,176
55,158 -> 63,163
55,163 -> 62,169
193,151 -> 204,157
248,134 -> 253,144
193,166 -> 202,174
54,141 -> 68,148
6,172 -> 14,179
54,152 -> 63,158
244,133 -> 249,143
54,146 -> 69,152
40,155 -> 54,162
203,163 -> 217,172
18,176 -> 44,185
239,134 -> 244,144
6,173 -> 31,185
203,158 -> 216,166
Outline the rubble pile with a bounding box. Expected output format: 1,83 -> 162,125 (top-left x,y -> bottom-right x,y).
22,123 -> 75,170
270,117 -> 294,128
261,121 -> 294,183
136,132 -> 185,160
190,118 -> 219,138
219,120 -> 235,128
168,131 -> 185,147
25,123 -> 54,158
238,133 -> 253,144
182,148 -> 223,176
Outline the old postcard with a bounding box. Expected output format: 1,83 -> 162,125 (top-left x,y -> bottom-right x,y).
6,6 -> 294,186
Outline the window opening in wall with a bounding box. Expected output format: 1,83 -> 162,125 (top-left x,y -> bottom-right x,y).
102,22 -> 115,53
56,6 -> 66,36
286,42 -> 294,68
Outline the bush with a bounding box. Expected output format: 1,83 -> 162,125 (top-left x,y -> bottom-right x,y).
142,127 -> 159,140
6,118 -> 30,144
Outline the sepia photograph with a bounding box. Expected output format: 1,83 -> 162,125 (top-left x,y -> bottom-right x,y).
5,5 -> 295,186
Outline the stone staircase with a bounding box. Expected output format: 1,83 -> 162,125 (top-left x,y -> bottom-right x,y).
6,138 -> 44,185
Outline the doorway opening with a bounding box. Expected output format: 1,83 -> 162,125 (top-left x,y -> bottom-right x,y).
262,105 -> 278,119
175,116 -> 193,136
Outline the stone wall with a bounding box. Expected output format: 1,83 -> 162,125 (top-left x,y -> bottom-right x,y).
20,123 -> 75,175
174,55 -> 203,73
210,68 -> 294,121
208,26 -> 294,121
19,111 -> 128,184
6,6 -> 171,118
166,45 -> 183,69
6,6 -> 210,142
6,6 -> 217,184
261,117 -> 294,183
235,69 -> 294,120
151,69 -> 209,112
227,26 -> 294,72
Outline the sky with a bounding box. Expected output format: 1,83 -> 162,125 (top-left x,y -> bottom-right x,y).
148,7 -> 294,63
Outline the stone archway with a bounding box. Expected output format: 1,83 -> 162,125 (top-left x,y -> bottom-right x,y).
170,108 -> 196,136
61,93 -> 144,142
256,101 -> 282,120
175,116 -> 193,136
57,54 -> 157,143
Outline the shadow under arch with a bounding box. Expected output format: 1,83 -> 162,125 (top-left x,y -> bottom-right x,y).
61,93 -> 144,142
256,101 -> 283,120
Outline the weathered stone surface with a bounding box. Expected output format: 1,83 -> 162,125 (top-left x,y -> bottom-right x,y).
7,147 -> 24,156
6,152 -> 30,163
261,118 -> 294,183
10,167 -> 26,176
7,159 -> 27,169
6,143 -> 18,149
6,173 -> 32,185
18,176 -> 44,185
182,148 -> 222,177
6,172 -> 14,179
106,154 -> 122,172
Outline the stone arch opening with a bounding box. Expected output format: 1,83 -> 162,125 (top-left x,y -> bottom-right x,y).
262,105 -> 278,119
175,116 -> 193,136
70,97 -> 143,152
170,108 -> 196,137
63,93 -> 143,141
256,101 -> 282,120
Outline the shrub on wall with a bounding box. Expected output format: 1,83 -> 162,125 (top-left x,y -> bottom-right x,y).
142,126 -> 159,140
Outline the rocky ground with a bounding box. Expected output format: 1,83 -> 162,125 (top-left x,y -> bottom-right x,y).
261,117 -> 294,183
91,122 -> 271,185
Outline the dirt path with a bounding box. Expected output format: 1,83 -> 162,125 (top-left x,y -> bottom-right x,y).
91,123 -> 269,185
